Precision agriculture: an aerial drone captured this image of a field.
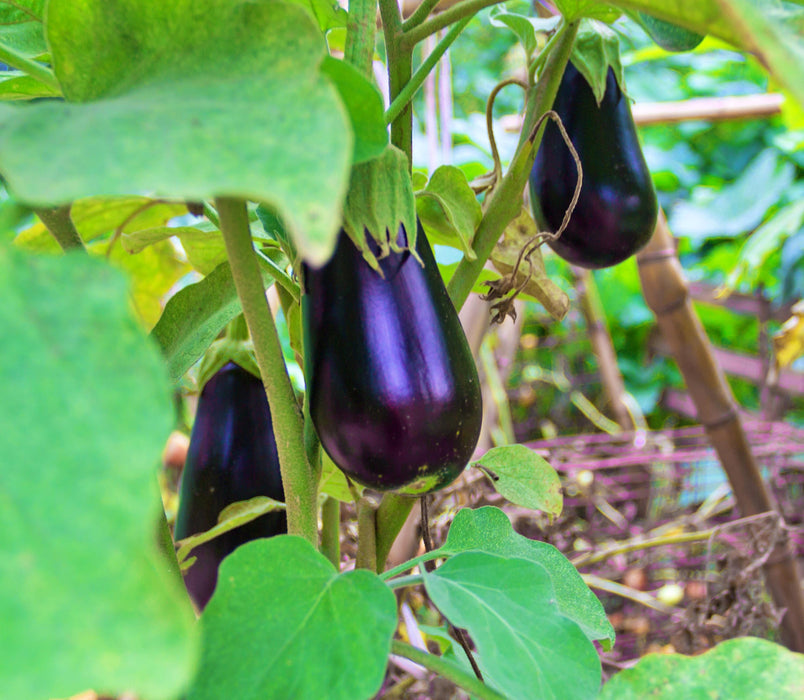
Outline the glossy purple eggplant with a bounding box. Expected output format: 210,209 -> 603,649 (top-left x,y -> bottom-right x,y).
174,362 -> 286,610
302,224 -> 482,494
529,62 -> 658,269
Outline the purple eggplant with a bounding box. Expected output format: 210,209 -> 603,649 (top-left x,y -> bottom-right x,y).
529,62 -> 658,269
302,224 -> 482,494
174,361 -> 286,610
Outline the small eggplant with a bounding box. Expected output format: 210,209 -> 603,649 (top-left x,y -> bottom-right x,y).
302,224 -> 482,494
529,62 -> 658,269
174,362 -> 286,611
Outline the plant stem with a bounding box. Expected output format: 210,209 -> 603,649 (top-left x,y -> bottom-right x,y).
386,17 -> 471,126
446,20 -> 578,311
345,0 -> 377,77
203,202 -> 220,228
387,573 -> 424,589
582,573 -> 677,614
321,496 -> 341,569
34,205 -> 85,253
375,494 -> 415,572
380,550 -> 443,581
379,0 -> 413,158
0,40 -> 59,92
391,641 -> 506,700
403,0 -> 443,31
215,197 -> 318,546
356,497 -> 378,571
402,0 -> 505,48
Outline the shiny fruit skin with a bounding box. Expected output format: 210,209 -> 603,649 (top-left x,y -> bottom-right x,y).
529,62 -> 658,269
302,225 -> 482,495
174,362 -> 286,610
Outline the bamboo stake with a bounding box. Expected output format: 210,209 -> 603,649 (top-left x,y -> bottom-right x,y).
574,268 -> 633,431
636,210 -> 804,652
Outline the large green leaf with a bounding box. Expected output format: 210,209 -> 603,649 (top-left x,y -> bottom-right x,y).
151,260 -> 272,382
189,536 -> 397,700
0,0 -> 370,266
600,637 -> 804,699
0,1 -> 46,56
607,1 -> 804,106
423,551 -> 602,700
0,245 -> 197,699
442,507 -> 615,649
472,445 -> 563,515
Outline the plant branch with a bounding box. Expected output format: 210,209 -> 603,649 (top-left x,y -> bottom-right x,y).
0,40 -> 59,92
386,16 -> 471,126
345,0 -> 377,77
446,20 -> 578,311
380,0 -> 413,157
321,496 -> 341,569
403,0 -> 443,31
34,205 -> 85,253
391,641 -> 506,700
582,573 -> 678,615
380,550 -> 445,581
215,197 -> 318,546
375,494 -> 416,572
402,0 -> 505,48
356,497 -> 378,571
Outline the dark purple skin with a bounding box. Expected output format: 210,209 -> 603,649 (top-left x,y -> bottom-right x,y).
529,62 -> 658,269
302,224 -> 483,495
174,362 -> 286,611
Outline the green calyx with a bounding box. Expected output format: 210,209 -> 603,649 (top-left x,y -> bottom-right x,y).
196,314 -> 261,389
342,145 -> 418,272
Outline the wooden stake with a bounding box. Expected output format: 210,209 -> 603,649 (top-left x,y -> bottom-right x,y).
637,210 -> 804,652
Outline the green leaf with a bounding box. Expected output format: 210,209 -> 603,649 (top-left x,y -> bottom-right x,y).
0,71 -> 60,100
319,450 -> 363,502
442,507 -> 615,650
634,11 -> 705,51
600,637 -> 804,699
669,150 -> 795,241
0,1 -> 46,56
726,199 -> 804,290
189,536 -> 397,700
570,19 -> 624,104
416,165 -> 481,261
0,245 -> 197,699
489,10 -> 561,61
554,0 -> 620,23
151,260 -> 273,382
342,145 -> 417,271
473,444 -> 563,515
423,551 -> 602,700
15,196 -> 187,253
0,0 -> 355,266
176,496 -> 286,566
287,0 -> 348,32
320,56 -> 388,164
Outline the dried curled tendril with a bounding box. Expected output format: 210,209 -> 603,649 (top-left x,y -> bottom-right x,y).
482,108 -> 583,324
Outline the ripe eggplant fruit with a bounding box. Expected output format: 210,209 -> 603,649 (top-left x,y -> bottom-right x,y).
302,224 -> 482,494
529,62 -> 658,269
174,362 -> 286,611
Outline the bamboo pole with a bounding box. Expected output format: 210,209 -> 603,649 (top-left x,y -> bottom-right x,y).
574,268 -> 634,431
636,210 -> 804,652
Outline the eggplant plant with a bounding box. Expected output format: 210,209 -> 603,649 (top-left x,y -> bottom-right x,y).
1,1 -> 802,699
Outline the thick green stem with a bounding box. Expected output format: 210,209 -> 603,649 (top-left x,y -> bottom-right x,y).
356,498 -> 378,571
34,205 -> 85,253
391,641 -> 506,700
321,496 -> 341,569
446,20 -> 578,311
380,0 -> 413,158
402,0 -> 505,48
215,197 -> 318,546
0,40 -> 59,91
345,0 -> 377,77
374,494 -> 415,572
385,17 -> 471,126
387,573 -> 424,589
403,0 -> 443,30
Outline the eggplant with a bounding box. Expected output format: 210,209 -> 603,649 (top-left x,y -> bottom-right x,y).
174,361 -> 286,611
529,62 -> 658,269
302,224 -> 482,494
